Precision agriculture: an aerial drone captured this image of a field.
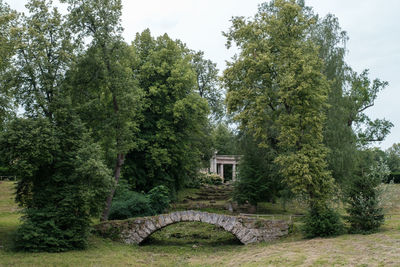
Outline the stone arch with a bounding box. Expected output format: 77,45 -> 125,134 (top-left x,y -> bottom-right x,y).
95,210 -> 288,245
119,211 -> 257,245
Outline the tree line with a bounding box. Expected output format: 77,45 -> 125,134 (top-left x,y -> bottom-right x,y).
0,0 -> 394,251
225,0 -> 392,237
0,0 -> 222,251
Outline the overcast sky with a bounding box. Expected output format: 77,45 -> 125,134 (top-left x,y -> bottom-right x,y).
9,0 -> 400,149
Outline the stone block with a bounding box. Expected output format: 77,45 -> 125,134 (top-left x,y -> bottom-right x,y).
181,210 -> 189,221
193,211 -> 201,221
164,214 -> 173,225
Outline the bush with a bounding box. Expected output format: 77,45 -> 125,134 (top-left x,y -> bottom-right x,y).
148,185 -> 170,214
197,172 -> 223,185
345,159 -> 388,234
15,204 -> 91,252
184,177 -> 202,188
108,184 -> 171,220
302,205 -> 344,238
2,117 -> 113,252
108,191 -> 153,220
345,192 -> 384,234
185,172 -> 224,188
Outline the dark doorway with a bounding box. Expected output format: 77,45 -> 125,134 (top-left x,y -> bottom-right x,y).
223,164 -> 233,182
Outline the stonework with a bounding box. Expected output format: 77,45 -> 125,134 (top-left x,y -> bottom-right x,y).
210,154 -> 242,181
95,210 -> 289,245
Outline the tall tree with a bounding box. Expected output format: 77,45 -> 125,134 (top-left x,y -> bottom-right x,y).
11,0 -> 75,119
0,0 -> 18,128
191,50 -> 224,121
344,69 -> 392,145
212,122 -> 237,155
224,0 -> 334,206
312,14 -> 392,184
233,132 -> 284,206
0,0 -> 113,251
223,1 -> 343,237
386,143 -> 400,173
62,0 -> 143,221
311,14 -> 357,185
123,30 -> 209,193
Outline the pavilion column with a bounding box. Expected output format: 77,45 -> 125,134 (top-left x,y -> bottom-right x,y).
220,164 -> 224,179
210,156 -> 216,173
232,164 -> 236,181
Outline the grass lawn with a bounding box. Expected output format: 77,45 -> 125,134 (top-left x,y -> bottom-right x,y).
1,181 -> 400,266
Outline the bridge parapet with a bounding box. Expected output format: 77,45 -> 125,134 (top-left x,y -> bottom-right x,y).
95,210 -> 289,245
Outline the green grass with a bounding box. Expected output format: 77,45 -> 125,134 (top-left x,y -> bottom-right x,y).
1,181 -> 400,266
175,188 -> 201,202
0,181 -> 20,251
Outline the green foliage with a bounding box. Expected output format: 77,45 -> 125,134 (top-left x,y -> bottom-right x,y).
198,173 -> 223,186
10,0 -> 76,119
108,183 -> 170,220
344,158 -> 389,233
346,70 -> 392,145
14,203 -> 90,252
0,0 -> 18,71
0,0 -> 116,251
386,143 -> 400,173
212,123 -> 237,155
312,14 -> 358,185
184,172 -> 223,188
1,116 -> 113,252
124,30 -> 209,193
224,0 -> 333,207
0,165 -> 9,175
191,50 -> 224,121
314,14 -> 392,173
0,0 -> 18,127
108,192 -> 153,220
148,185 -> 170,214
62,0 -> 143,221
302,205 -> 344,238
233,134 -> 284,206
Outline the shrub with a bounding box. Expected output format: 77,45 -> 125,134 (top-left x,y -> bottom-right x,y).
207,173 -> 223,185
184,177 -> 202,188
345,192 -> 384,233
344,159 -> 388,233
108,184 -> 171,220
148,185 -> 170,214
197,172 -> 223,185
2,117 -> 112,252
108,191 -> 153,220
15,204 -> 91,252
302,205 -> 344,238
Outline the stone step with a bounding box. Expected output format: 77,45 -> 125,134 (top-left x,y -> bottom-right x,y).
187,195 -> 231,201
199,188 -> 234,193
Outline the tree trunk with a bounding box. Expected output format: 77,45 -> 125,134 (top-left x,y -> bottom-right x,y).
100,153 -> 125,221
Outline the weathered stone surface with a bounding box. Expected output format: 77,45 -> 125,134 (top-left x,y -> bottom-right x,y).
94,210 -> 289,245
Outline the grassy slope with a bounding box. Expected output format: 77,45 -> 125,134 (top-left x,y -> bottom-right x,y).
1,181 -> 400,267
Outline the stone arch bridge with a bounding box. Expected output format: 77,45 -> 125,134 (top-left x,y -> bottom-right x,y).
95,210 -> 289,245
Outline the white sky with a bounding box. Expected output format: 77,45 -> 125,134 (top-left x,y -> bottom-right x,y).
9,0 -> 400,149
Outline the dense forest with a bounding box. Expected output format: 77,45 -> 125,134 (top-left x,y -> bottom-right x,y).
0,0 -> 397,252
